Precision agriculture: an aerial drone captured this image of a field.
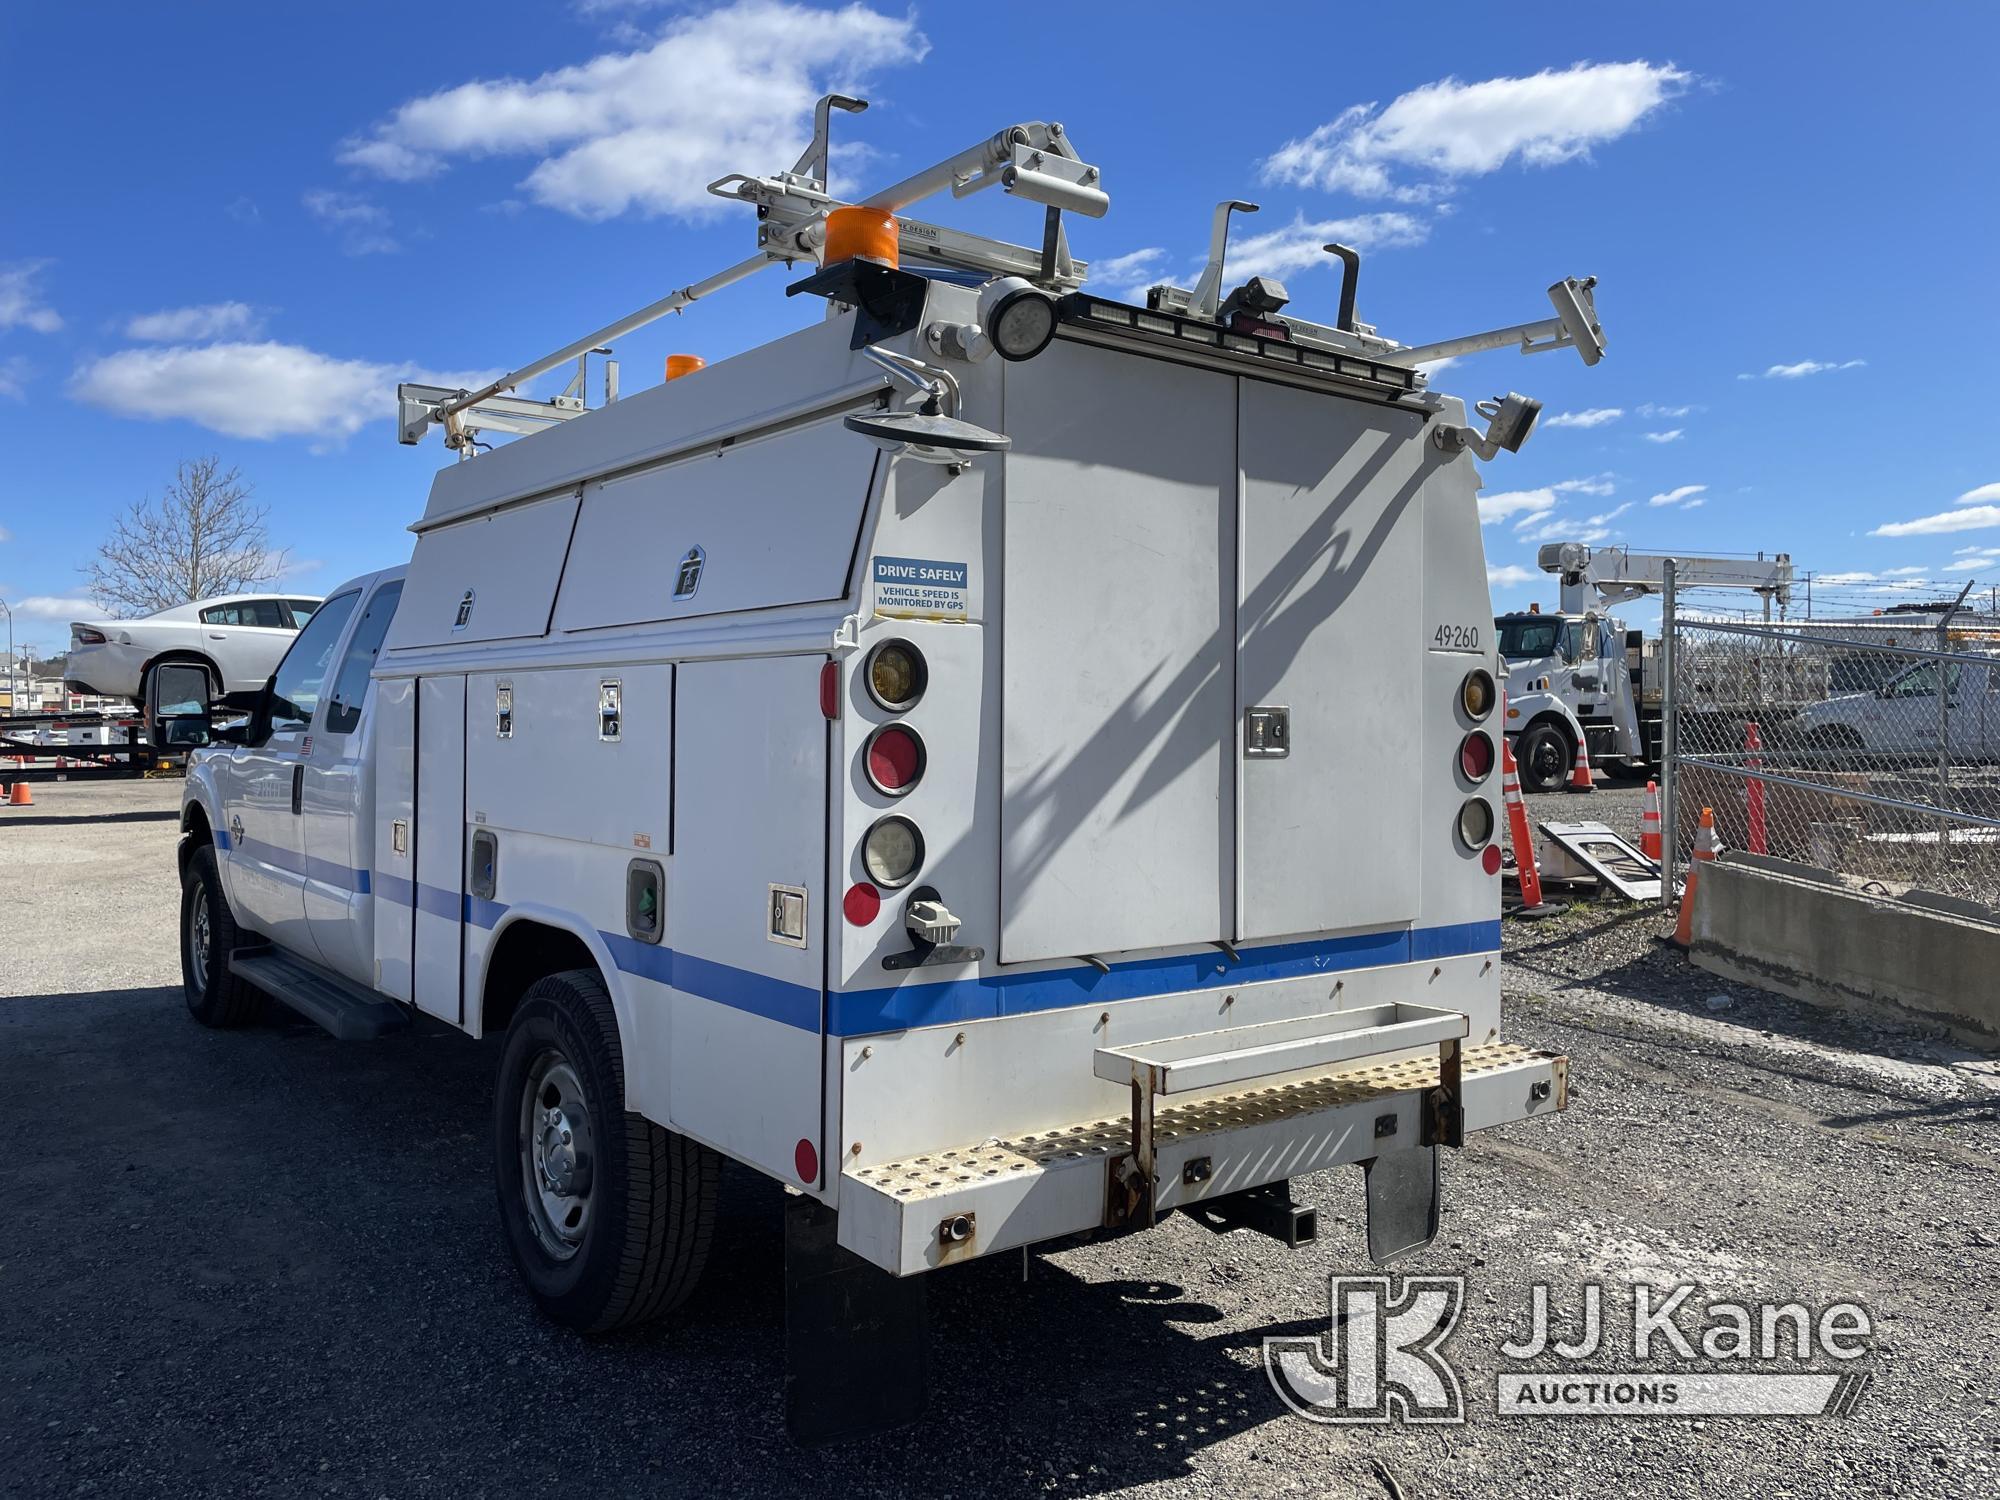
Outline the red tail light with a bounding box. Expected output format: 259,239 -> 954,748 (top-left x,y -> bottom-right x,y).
73,626 -> 107,645
864,724 -> 926,795
1459,731 -> 1494,783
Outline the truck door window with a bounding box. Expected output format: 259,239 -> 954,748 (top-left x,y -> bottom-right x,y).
1497,618 -> 1562,660
1562,621 -> 1588,663
267,590 -> 359,733
323,582 -> 403,735
1885,662 -> 1960,698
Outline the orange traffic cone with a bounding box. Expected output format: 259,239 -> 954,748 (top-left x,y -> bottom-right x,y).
1670,806 -> 1719,948
8,780 -> 32,806
1501,736 -> 1554,917
1640,780 -> 1663,862
1565,734 -> 1595,793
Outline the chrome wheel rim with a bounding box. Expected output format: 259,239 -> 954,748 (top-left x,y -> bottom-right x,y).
519,1050 -> 596,1261
186,887 -> 212,996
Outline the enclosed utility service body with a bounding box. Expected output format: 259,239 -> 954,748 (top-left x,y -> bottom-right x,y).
172,108 -> 1598,1439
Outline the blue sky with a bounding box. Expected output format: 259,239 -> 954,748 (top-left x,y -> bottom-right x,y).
3,2 -> 1996,653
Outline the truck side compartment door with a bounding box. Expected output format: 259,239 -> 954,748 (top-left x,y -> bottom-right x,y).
215,589 -> 360,957
414,675 -> 468,1024
669,656 -> 827,1186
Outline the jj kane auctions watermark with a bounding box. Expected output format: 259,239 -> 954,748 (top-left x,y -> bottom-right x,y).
1265,1276 -> 1874,1423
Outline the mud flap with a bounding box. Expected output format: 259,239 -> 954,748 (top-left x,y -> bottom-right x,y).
783,1196 -> 929,1446
1362,1146 -> 1440,1264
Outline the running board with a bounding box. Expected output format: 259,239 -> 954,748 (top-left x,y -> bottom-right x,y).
229,948 -> 410,1041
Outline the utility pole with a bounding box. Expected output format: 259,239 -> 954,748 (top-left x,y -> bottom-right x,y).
0,598 -> 13,715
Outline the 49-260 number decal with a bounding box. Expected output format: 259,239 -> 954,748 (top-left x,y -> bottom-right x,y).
1432,623 -> 1482,652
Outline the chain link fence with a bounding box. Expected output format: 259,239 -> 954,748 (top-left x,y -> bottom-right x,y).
1664,580 -> 2000,912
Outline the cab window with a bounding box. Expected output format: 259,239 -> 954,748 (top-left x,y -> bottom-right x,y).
201,598 -> 288,628
1884,662 -> 1961,699
268,591 -> 360,734
322,582 -> 403,735
1497,617 -> 1563,661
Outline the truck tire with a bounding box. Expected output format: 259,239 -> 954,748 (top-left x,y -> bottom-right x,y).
180,843 -> 263,1028
1515,722 -> 1571,793
494,968 -> 718,1333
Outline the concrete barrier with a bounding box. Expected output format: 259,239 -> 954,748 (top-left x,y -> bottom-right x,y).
1690,852 -> 2000,1048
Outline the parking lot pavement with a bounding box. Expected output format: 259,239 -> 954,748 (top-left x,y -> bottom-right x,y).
4,782 -> 1998,1498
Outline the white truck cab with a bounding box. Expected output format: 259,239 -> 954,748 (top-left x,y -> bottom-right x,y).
165,104 -> 1603,1443
1794,655 -> 2000,757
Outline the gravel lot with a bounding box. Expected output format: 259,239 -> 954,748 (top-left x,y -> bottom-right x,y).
4,779 -> 1997,1498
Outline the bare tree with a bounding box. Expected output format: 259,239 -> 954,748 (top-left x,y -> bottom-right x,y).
84,457 -> 288,616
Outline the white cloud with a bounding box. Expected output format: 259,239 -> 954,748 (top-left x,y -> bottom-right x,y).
1552,473 -> 1616,496
1815,571 -> 1879,585
1213,212 -> 1429,285
1262,62 -> 1690,201
0,261 -> 62,334
1487,563 -> 1536,587
1870,505 -> 2000,538
1881,565 -> 1932,578
0,525 -> 10,541
1648,483 -> 1707,508
1092,247 -> 1167,284
1642,428 -> 1683,443
70,341 -> 494,442
1955,482 -> 2000,506
303,189 -> 387,226
1477,487 -> 1555,527
0,354 -> 28,401
6,594 -> 99,621
1518,516 -> 1610,546
1543,407 -> 1622,429
125,302 -> 264,342
1742,358 -> 1866,380
336,1 -> 929,220
1585,502 -> 1632,525
303,190 -> 399,255
1637,402 -> 1695,418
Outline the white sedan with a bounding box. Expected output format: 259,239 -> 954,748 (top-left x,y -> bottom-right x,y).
65,593 -> 324,703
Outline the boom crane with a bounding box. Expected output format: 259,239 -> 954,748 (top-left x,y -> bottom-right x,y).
1538,543 -> 1794,613
1495,543 -> 1794,789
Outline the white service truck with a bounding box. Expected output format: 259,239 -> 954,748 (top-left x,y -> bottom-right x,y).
1499,542 -> 1795,789
158,106 -> 1603,1441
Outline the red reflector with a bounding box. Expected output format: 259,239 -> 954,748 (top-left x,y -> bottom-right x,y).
843,882 -> 881,925
1460,732 -> 1494,782
866,725 -> 923,792
819,660 -> 841,720
795,1137 -> 819,1185
1482,844 -> 1503,876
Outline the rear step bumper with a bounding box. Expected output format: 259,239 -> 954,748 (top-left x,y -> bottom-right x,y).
838,1041 -> 1566,1276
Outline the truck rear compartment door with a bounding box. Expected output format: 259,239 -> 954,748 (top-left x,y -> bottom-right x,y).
998,341 -> 1236,964
1235,382 -> 1429,939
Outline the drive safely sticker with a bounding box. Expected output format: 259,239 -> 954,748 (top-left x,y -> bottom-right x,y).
872,555 -> 968,621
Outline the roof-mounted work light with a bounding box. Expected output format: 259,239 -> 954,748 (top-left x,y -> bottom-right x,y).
978,277 -> 1058,362
1432,392 -> 1543,462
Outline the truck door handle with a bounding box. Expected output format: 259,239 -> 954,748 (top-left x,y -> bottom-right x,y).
291,764 -> 304,815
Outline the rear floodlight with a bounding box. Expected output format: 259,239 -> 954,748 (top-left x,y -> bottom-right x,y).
1434,392 -> 1542,462
978,278 -> 1058,362
845,409 -> 1011,464
1478,392 -> 1541,454
1547,278 -> 1604,367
